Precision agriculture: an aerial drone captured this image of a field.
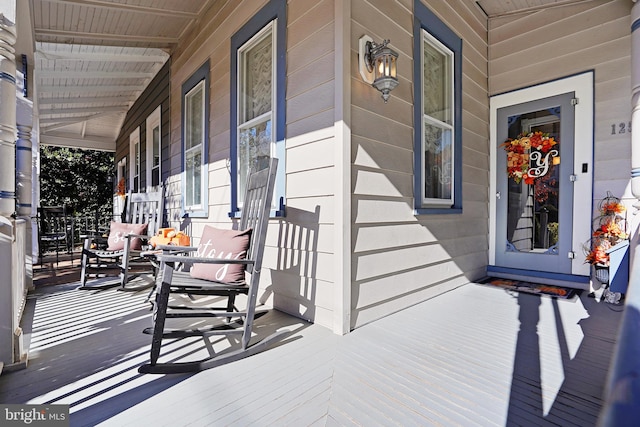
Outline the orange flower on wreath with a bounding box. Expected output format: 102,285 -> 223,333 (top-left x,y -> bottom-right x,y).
528,131 -> 557,153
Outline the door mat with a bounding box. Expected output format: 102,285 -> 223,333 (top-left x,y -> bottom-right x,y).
480,278 -> 579,299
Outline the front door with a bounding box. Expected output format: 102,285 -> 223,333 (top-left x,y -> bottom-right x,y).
494,93 -> 575,274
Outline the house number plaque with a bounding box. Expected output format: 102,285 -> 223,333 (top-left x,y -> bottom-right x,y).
610,122 -> 632,135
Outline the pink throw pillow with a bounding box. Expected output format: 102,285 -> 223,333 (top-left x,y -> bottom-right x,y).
106,222 -> 148,251
190,226 -> 252,284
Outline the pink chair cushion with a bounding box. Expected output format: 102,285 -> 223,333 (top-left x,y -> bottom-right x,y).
106,222 -> 148,251
190,226 -> 252,284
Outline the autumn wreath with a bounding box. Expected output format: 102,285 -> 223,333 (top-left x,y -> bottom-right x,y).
501,131 -> 558,184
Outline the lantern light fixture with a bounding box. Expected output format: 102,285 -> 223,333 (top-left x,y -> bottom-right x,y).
358,35 -> 399,103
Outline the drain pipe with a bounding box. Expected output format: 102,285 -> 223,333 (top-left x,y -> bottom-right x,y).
16,99 -> 33,292
16,118 -> 32,217
598,1 -> 640,424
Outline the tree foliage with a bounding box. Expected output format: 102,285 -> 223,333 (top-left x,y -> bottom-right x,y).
40,146 -> 114,218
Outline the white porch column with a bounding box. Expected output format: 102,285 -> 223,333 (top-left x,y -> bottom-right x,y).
633,2 -> 640,204
600,2 -> 640,418
0,5 -> 16,217
0,1 -> 17,372
333,0 -> 351,334
630,2 -> 640,298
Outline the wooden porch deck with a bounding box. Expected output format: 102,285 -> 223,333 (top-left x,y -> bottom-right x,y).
0,272 -> 623,426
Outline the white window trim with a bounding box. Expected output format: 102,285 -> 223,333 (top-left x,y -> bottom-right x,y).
183,80 -> 206,213
117,157 -> 127,185
129,127 -> 140,193
421,30 -> 455,208
115,157 -> 127,221
236,21 -> 277,209
146,105 -> 161,192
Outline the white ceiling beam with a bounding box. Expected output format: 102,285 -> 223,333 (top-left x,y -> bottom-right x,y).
40,132 -> 116,152
42,0 -> 199,19
36,50 -> 168,63
38,84 -> 142,93
41,116 -> 94,125
39,96 -> 135,105
40,105 -> 128,115
38,70 -> 156,79
35,28 -> 179,45
40,110 -> 123,127
40,121 -> 79,132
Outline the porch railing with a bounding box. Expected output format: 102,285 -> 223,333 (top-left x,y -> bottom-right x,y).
71,212 -> 114,244
36,211 -> 116,258
0,217 -> 27,370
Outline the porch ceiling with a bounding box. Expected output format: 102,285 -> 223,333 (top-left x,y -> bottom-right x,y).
29,0 -> 219,152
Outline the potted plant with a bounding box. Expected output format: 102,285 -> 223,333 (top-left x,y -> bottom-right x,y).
584,192 -> 628,285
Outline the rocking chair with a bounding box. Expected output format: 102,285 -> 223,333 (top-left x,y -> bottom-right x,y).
139,158 -> 285,374
38,205 -> 73,266
79,189 -> 164,290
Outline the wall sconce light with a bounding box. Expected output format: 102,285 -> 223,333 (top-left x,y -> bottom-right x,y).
358,35 -> 399,103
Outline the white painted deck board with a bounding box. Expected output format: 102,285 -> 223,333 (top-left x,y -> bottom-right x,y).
0,281 -> 622,426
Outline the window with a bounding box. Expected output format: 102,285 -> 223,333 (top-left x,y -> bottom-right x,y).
414,0 -> 462,214
129,128 -> 140,192
185,82 -> 204,209
181,61 -> 209,217
230,0 -> 286,216
146,105 -> 161,190
116,157 -> 127,220
238,24 -> 274,203
422,32 -> 453,204
117,158 -> 127,188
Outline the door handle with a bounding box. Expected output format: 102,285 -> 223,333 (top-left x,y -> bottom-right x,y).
496,192 -> 501,199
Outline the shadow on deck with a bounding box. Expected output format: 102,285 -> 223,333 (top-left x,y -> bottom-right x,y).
33,250 -> 82,287
1,265 -> 624,426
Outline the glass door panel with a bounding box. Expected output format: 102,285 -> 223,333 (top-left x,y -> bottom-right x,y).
506,111 -> 560,254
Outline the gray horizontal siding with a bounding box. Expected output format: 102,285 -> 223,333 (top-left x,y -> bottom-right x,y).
349,0 -> 490,329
